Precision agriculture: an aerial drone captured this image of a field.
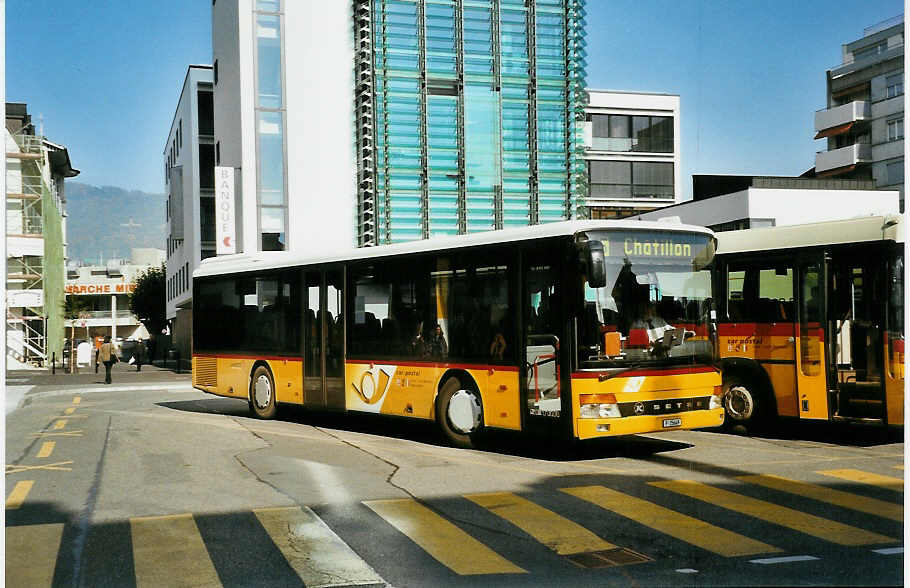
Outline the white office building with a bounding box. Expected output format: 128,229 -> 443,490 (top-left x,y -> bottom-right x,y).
635,175 -> 899,231
583,90 -> 681,219
164,65 -> 214,360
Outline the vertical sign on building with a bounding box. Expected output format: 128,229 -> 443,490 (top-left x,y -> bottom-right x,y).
215,166 -> 236,255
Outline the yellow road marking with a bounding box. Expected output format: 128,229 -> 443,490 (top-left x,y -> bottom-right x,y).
130,513 -> 221,587
562,485 -> 780,557
36,442 -> 56,459
739,474 -> 902,522
6,461 -> 74,474
31,431 -> 82,438
72,396 -> 81,404
893,465 -> 903,471
465,491 -> 616,555
53,419 -> 67,430
254,506 -> 384,586
817,469 -> 904,492
651,480 -> 895,546
6,481 -> 35,509
6,523 -> 64,587
64,406 -> 76,415
364,498 -> 526,575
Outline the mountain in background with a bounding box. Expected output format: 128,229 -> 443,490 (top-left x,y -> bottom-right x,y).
64,182 -> 166,264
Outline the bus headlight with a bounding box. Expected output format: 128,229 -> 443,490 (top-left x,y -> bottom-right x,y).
580,394 -> 621,418
709,385 -> 723,410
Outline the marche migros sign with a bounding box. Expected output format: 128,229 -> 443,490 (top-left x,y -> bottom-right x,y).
65,282 -> 136,295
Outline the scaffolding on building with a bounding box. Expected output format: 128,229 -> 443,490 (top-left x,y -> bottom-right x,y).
6,131 -> 64,367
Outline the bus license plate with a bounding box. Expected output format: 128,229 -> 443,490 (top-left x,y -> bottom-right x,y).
662,418 -> 682,428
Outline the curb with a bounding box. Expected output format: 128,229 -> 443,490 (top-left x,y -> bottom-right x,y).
17,383 -> 198,406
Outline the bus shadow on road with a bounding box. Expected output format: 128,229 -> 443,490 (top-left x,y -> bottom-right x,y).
721,419 -> 902,447
154,398 -> 692,461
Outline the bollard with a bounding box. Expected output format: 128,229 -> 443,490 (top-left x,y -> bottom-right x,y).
51,352 -> 56,375
175,350 -> 181,374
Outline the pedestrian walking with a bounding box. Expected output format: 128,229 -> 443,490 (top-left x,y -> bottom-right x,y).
95,336 -> 119,384
135,339 -> 147,372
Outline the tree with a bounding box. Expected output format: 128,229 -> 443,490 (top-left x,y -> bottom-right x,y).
129,264 -> 166,344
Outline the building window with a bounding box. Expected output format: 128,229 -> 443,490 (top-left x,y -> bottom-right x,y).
589,114 -> 673,153
588,161 -> 674,199
198,91 -> 214,136
254,0 -> 287,251
215,141 -> 220,166
853,41 -> 887,62
887,161 -> 904,186
887,118 -> 903,142
886,73 -> 903,98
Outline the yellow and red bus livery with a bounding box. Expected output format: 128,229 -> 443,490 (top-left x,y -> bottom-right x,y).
714,215 -> 904,430
192,220 -> 724,447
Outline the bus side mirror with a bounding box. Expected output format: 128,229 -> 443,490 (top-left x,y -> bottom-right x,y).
585,241 -> 607,288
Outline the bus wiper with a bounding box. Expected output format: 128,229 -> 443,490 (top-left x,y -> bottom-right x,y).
597,363 -> 648,382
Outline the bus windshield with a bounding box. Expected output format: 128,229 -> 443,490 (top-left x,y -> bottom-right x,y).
577,230 -> 715,369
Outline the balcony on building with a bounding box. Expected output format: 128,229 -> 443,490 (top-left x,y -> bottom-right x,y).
815,143 -> 873,175
814,101 -> 871,139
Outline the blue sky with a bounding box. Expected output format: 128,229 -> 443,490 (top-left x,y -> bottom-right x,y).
6,1 -> 904,200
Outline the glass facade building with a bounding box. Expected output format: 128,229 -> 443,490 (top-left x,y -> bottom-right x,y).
356,0 -> 587,245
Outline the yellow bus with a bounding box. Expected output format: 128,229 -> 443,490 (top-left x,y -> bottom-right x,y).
715,215 -> 904,431
192,220 -> 724,447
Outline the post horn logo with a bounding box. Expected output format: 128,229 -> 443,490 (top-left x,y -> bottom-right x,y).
351,365 -> 396,405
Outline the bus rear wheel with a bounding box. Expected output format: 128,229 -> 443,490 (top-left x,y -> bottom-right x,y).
723,376 -> 761,432
250,365 -> 277,419
436,377 -> 483,449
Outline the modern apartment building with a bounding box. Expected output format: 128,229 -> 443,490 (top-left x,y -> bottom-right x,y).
6,103 -> 79,367
164,65 -> 214,361
212,0 -> 587,251
583,90 -> 680,219
813,16 -> 904,209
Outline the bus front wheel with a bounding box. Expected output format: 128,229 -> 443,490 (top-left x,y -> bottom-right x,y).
436,377 -> 483,449
250,365 -> 277,419
723,376 -> 761,432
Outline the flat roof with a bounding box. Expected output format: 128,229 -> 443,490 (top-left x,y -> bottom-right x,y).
716,215 -> 903,254
195,219 -> 714,278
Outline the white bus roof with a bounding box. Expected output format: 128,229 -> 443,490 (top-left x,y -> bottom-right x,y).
195,219 -> 714,278
716,214 -> 904,255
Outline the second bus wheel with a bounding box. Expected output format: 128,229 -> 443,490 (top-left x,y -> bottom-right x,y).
250,365 -> 277,419
436,377 -> 483,449
723,375 -> 763,432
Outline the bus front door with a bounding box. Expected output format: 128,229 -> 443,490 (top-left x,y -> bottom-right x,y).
522,252 -> 566,436
795,260 -> 829,420
828,257 -> 885,421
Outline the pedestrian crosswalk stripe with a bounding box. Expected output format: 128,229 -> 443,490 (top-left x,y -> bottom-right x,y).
651,480 -> 895,546
253,506 -> 385,587
817,469 -> 904,492
561,485 -> 780,557
738,474 -> 902,522
6,523 -> 64,588
5,481 -> 34,509
465,491 -> 617,555
130,513 -> 221,587
364,498 -> 526,575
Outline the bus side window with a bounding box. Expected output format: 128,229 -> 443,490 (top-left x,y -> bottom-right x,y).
727,270 -> 745,320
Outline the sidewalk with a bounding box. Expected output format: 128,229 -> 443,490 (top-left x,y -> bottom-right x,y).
5,362 -> 195,414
